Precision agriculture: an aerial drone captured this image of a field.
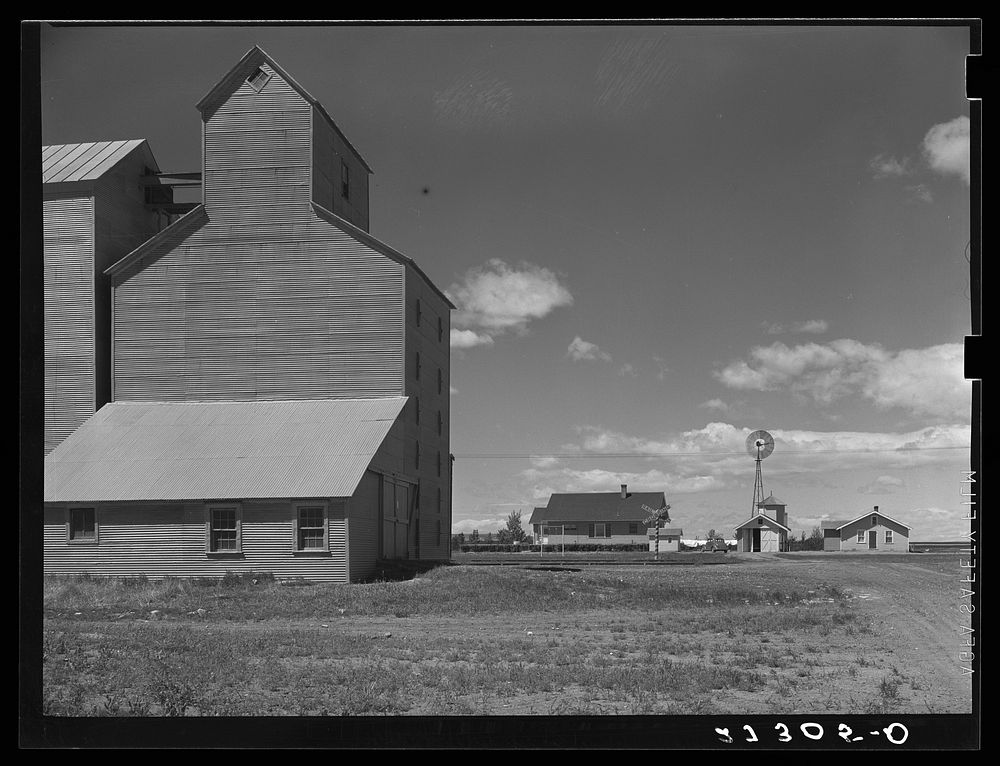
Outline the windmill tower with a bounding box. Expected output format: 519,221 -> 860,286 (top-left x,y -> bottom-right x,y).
745,430 -> 775,516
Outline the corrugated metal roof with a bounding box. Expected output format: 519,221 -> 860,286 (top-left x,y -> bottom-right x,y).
529,492 -> 669,524
45,398 -> 406,503
42,139 -> 152,184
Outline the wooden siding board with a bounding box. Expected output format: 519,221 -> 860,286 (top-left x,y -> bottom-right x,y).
44,195 -> 95,453
44,501 -> 350,582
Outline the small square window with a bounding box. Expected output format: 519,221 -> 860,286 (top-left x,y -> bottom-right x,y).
69,507 -> 97,542
246,67 -> 271,92
208,506 -> 241,553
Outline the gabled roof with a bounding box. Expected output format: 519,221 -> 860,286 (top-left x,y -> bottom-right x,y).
658,528 -> 684,536
104,204 -> 208,277
529,492 -> 669,524
42,139 -> 155,184
834,510 -> 912,531
195,45 -> 373,173
311,202 -> 456,310
45,398 -> 406,503
820,520 -> 848,530
734,513 -> 791,533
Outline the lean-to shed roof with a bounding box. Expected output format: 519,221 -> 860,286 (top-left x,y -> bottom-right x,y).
44,398 -> 406,503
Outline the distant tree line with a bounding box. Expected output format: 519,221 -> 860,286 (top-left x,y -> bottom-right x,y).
787,527 -> 825,551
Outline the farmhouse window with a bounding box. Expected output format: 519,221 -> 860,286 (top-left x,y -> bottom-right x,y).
341,160 -> 350,199
857,530 -> 865,544
589,523 -> 612,538
68,507 -> 97,543
296,505 -> 327,551
885,530 -> 893,544
207,505 -> 241,553
246,66 -> 271,92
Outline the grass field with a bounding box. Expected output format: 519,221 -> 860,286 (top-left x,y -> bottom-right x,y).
42,553 -> 971,716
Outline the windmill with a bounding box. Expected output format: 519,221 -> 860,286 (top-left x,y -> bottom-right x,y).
745,430 -> 775,517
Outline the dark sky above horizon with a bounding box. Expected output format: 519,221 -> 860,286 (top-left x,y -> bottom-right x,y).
39,22 -> 974,539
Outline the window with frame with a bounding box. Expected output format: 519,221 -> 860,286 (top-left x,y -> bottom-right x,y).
296,505 -> 327,551
208,505 -> 241,553
341,160 -> 350,199
68,507 -> 97,542
589,523 -> 612,538
885,529 -> 893,544
416,299 -> 422,327
246,66 -> 271,92
856,530 -> 865,544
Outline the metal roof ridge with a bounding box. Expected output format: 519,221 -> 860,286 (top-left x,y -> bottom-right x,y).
106,396 -> 408,405
834,510 -> 912,531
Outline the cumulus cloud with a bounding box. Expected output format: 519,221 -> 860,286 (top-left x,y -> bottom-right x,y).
869,154 -> 912,179
567,336 -> 613,363
857,475 -> 906,495
450,329 -> 495,349
447,259 -> 573,348
923,115 -> 971,185
762,319 -> 830,336
715,340 -> 967,421
699,399 -> 730,412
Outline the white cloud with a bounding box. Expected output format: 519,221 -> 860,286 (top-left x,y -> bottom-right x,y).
763,319 -> 829,335
923,115 -> 971,185
567,336 -> 612,363
857,475 -> 905,495
447,259 -> 573,348
904,184 -> 933,204
450,329 -> 495,349
715,340 -> 967,421
699,398 -> 730,412
869,154 -> 912,179
617,363 -> 637,377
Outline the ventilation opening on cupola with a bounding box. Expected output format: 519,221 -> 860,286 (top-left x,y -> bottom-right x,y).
246,67 -> 271,92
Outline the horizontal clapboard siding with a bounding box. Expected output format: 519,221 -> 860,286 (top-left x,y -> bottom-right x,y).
113,216 -> 405,401
44,195 -> 95,453
203,63 -> 312,222
43,501 -> 349,582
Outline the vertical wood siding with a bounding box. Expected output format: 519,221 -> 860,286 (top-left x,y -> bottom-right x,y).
44,195 -> 95,453
348,470 -> 381,581
44,500 -> 350,582
312,108 -> 370,231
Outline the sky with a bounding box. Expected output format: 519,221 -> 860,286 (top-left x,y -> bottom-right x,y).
37,22 -> 975,541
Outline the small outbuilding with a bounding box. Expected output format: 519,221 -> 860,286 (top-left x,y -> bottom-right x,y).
821,506 -> 910,552
648,527 -> 684,553
734,493 -> 790,552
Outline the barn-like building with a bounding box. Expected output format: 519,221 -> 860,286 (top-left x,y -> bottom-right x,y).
43,47 -> 453,581
821,506 -> 911,552
42,139 -> 179,454
734,493 -> 790,552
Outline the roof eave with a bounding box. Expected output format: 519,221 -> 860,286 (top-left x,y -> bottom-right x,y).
104,204 -> 208,277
